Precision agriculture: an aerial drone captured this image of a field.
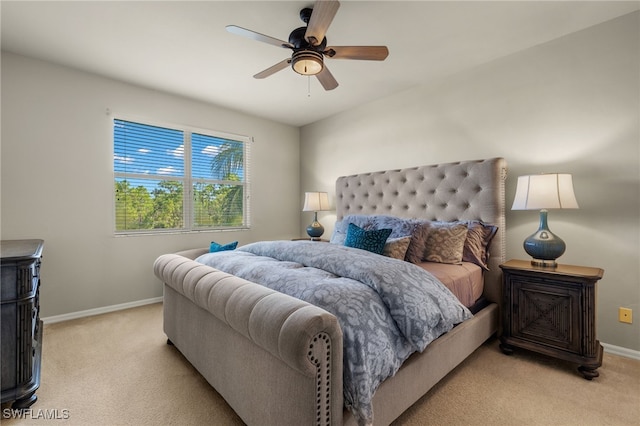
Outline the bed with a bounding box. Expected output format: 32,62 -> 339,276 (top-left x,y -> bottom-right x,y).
153,157 -> 507,425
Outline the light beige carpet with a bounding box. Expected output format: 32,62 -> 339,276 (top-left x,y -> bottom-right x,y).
2,303 -> 639,425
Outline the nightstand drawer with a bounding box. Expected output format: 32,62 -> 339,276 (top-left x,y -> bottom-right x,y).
508,275 -> 582,353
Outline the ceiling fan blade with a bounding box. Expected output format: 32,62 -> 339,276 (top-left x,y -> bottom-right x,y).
226,25 -> 293,49
305,0 -> 340,47
325,46 -> 389,60
316,66 -> 339,91
253,59 -> 292,79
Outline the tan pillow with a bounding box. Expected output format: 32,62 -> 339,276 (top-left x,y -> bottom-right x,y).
462,221 -> 498,270
423,223 -> 469,264
404,222 -> 430,264
383,236 -> 412,260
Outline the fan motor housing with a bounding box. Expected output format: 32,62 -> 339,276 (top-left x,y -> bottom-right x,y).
288,26 -> 327,51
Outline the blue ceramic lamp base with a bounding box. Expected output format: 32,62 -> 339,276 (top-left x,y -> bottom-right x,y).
523,210 -> 566,268
306,212 -> 325,241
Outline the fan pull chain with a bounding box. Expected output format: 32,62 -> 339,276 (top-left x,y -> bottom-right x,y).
307,76 -> 311,97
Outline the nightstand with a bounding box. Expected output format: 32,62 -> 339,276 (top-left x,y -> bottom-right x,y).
499,259 -> 604,380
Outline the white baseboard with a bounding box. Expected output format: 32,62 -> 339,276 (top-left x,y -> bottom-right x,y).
602,342 -> 640,360
41,297 -> 163,324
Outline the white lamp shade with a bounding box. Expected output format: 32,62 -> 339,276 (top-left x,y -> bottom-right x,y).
512,174 -> 579,210
303,192 -> 330,212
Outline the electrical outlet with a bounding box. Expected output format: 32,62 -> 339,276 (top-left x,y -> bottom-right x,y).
619,307 -> 633,324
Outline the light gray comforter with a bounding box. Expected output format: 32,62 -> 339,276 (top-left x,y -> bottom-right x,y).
196,240 -> 472,425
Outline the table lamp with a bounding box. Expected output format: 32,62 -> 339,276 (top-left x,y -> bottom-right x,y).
512,173 -> 579,267
302,191 -> 330,240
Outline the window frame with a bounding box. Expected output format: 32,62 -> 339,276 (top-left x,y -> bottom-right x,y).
113,115 -> 251,236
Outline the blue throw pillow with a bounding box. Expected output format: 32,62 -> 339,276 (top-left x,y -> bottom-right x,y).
209,241 -> 238,253
344,223 -> 392,255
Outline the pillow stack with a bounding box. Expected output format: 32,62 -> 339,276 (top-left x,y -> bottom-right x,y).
331,214 -> 497,269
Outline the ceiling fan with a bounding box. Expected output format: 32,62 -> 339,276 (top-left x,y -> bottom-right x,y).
226,0 -> 389,91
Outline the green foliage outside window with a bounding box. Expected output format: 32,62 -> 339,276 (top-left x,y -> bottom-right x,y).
193,175 -> 244,228
115,180 -> 184,230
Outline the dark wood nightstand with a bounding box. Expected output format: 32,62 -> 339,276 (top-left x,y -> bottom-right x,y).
499,259 -> 604,380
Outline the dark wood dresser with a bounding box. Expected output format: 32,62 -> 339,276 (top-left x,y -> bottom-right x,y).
499,259 -> 604,380
1,239 -> 44,408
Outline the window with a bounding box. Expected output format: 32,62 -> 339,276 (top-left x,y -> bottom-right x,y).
113,118 -> 250,234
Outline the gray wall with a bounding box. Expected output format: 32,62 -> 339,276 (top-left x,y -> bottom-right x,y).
300,13 -> 639,352
1,52 -> 301,318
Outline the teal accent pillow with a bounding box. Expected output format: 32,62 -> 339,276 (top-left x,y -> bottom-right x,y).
344,223 -> 392,255
209,241 -> 238,253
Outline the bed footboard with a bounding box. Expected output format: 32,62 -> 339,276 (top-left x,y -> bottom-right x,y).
154,254 -> 344,426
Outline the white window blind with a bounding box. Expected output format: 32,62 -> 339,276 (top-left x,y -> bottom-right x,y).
114,118 -> 250,233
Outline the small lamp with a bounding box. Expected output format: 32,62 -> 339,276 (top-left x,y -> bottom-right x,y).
512,173 -> 579,267
302,191 -> 330,240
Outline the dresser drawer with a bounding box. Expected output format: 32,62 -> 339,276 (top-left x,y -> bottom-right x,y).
0,259 -> 39,301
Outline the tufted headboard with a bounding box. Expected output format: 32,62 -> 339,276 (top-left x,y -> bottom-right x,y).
335,157 -> 507,305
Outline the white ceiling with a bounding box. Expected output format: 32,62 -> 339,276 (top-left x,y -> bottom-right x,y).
2,1 -> 638,127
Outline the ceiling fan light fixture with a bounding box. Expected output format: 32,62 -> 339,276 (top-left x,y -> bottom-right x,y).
227,1 -> 388,90
291,50 -> 323,75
